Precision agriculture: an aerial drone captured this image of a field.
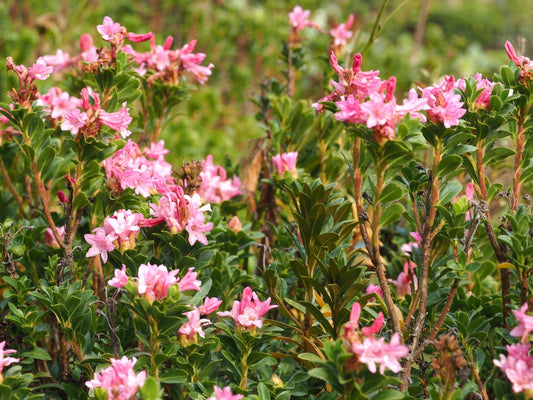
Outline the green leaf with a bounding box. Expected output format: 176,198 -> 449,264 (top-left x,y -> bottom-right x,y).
159,370 -> 187,384
298,353 -> 324,363
139,376 -> 161,400
373,389 -> 404,400
73,192 -> 90,211
20,348 -> 51,361
378,203 -> 404,227
257,382 -> 271,400
483,147 -> 515,165
36,146 -> 56,174
435,155 -> 462,178
439,181 -> 463,205
378,182 -> 403,204
500,65 -> 516,86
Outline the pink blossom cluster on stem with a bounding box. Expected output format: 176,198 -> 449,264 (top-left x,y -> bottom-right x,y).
494,303 -> 533,395
344,302 -> 408,374
178,297 -> 222,346
218,286 -> 277,332
108,263 -> 201,303
207,385 -> 244,400
197,155 -> 243,203
0,341 -> 19,384
314,52 -> 429,143
272,151 -> 298,177
85,356 -> 146,400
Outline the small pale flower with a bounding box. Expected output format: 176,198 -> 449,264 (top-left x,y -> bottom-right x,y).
218,287 -> 277,330
108,265 -> 129,288
85,227 -> 117,263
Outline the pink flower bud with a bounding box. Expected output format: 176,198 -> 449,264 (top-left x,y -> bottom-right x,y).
57,190 -> 68,203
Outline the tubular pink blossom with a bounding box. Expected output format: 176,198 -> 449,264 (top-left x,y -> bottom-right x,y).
0,341 -> 19,377
510,303 -> 533,342
178,268 -> 202,292
28,58 -> 54,80
86,356 -> 146,400
108,265 -> 129,288
218,286 -> 277,330
207,386 -> 244,400
99,102 -> 133,138
127,32 -> 155,43
137,263 -> 179,302
84,227 -> 117,263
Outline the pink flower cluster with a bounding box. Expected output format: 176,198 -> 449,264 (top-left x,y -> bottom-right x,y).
85,209 -> 144,263
197,155 -> 243,203
38,87 -> 133,138
0,341 -> 19,382
108,263 -> 201,303
344,302 -> 408,374
103,140 -> 173,197
178,297 -> 222,346
314,52 -> 429,142
218,287 -> 277,331
420,75 -> 466,129
147,183 -> 214,246
494,303 -> 533,394
207,386 -> 244,400
85,356 -> 146,400
505,41 -> 533,72
456,74 -> 495,111
329,14 -> 354,49
272,152 -> 298,176
288,6 -> 319,32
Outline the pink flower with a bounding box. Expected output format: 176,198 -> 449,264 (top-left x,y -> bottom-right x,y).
198,297 -> 223,315
510,303 -> 533,342
421,75 -> 466,128
494,343 -> 533,394
197,155 -> 243,203
99,102 -> 133,138
103,209 -> 144,252
86,356 -> 146,400
218,287 -> 277,330
108,265 -> 129,288
505,41 -> 533,71
45,225 -> 66,249
288,6 -> 317,31
227,216 -> 242,233
207,386 -> 244,400
178,40 -> 214,84
178,307 -> 211,345
365,283 -> 383,299
137,263 -> 179,302
344,302 -> 409,374
28,58 -> 54,80
329,14 -> 354,48
389,261 -> 417,297
85,227 -> 117,263
272,152 -> 298,176
177,268 -> 202,292
61,108 -> 88,135
351,333 -> 408,374
97,17 -> 126,45
0,341 -> 19,380
41,50 -> 71,71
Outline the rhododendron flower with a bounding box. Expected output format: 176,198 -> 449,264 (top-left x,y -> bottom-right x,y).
207,386 -> 244,400
389,261 -> 417,297
61,108 -> 88,135
457,73 -> 495,111
227,215 -> 242,233
510,303 -> 533,342
329,14 -> 354,48
197,155 -> 243,203
365,283 -> 383,298
97,16 -> 127,45
505,40 -> 533,71
45,225 -> 66,249
272,152 -> 298,176
103,209 -> 144,252
198,297 -> 222,315
38,87 -> 83,119
86,356 -> 146,400
108,265 -> 129,288
179,307 -> 211,345
421,75 -> 466,128
344,302 -> 409,374
494,343 -> 533,394
351,333 -> 408,374
28,58 -> 54,80
41,50 -> 71,71
85,227 -> 117,263
177,268 -> 202,292
99,102 -> 133,138
137,263 -> 179,302
177,40 -> 215,84
0,341 -> 19,383
104,140 -> 173,197
288,6 -> 317,31
218,287 -> 277,330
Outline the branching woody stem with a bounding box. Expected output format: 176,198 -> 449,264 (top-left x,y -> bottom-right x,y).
351,138 -> 402,338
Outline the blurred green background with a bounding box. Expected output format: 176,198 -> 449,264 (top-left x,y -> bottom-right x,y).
2,0 -> 533,164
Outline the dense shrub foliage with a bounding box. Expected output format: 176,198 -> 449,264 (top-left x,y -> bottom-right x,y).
0,3 -> 533,400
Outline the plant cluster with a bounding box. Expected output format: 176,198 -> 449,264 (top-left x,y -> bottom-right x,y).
0,4 -> 533,400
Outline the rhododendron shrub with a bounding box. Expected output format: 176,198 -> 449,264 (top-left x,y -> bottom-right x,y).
1,6 -> 533,400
